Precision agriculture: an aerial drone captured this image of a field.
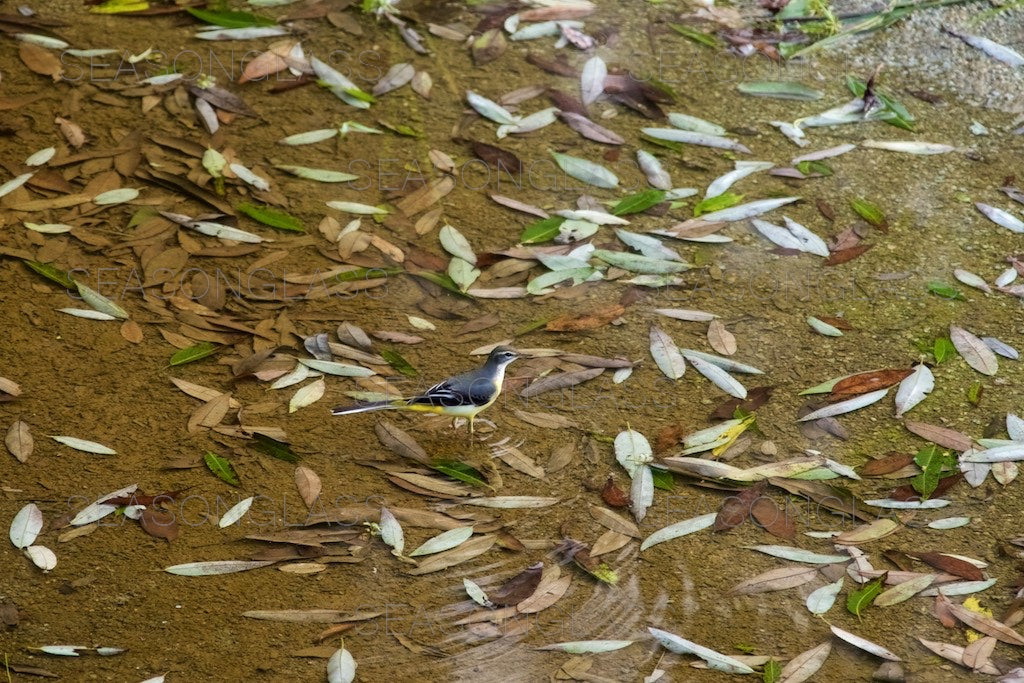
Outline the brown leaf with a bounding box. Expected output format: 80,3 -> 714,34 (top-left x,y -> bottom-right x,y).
0,377 -> 23,398
889,473 -> 962,502
19,43 -> 62,80
471,27 -> 507,65
945,598 -> 1024,646
139,508 -> 180,541
406,535 -> 496,575
375,420 -> 430,465
519,367 -> 603,398
907,552 -> 983,581
488,562 -> 546,606
589,505 -> 639,537
526,52 -> 577,77
54,117 -> 85,148
470,141 -> 522,176
816,315 -> 854,331
295,466 -> 322,509
710,386 -> 774,420
457,313 -> 500,336
714,481 -> 765,532
825,243 -> 873,266
816,199 -> 836,221
860,452 -> 915,476
0,600 -> 19,628
395,176 -> 455,217
654,424 -> 685,453
187,392 -> 232,433
732,566 -> 818,594
904,421 -> 973,452
832,369 -> 912,396
6,420 -> 32,463
601,477 -> 629,507
120,320 -> 144,344
750,496 -> 796,540
707,319 -> 737,355
546,304 -> 625,332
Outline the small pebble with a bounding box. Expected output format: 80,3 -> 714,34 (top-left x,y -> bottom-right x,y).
760,440 -> 778,456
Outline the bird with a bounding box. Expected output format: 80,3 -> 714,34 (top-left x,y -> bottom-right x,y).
331,346 -> 521,435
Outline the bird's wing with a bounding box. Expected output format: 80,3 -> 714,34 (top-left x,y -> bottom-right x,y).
407,372 -> 496,408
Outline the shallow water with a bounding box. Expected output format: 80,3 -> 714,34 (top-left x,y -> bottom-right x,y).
2,1 -> 1023,681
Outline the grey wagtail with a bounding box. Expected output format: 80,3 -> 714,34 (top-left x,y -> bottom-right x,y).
331,346 -> 521,434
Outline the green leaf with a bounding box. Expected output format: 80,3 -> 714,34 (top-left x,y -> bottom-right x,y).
652,467 -> 674,491
795,160 -> 833,176
380,348 -> 417,377
249,434 -> 299,463
431,459 -> 488,487
640,133 -> 684,152
406,271 -> 473,298
846,76 -> 914,130
377,119 -> 420,137
667,23 -> 720,48
911,445 -> 955,500
521,216 -> 566,244
933,337 -> 955,364
737,81 -> 823,101
762,658 -> 782,683
334,266 -> 403,282
611,190 -> 667,216
236,202 -> 304,233
170,342 -> 219,366
850,198 -> 888,229
694,192 -> 743,217
23,259 -> 75,288
967,381 -> 983,406
846,572 -> 886,616
186,8 -> 275,28
203,451 -> 240,487
515,318 -> 549,335
927,281 -> 965,300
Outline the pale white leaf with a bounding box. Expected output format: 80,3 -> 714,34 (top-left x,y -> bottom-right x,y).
746,545 -> 849,564
779,642 -> 830,683
580,55 -> 606,105
10,503 -> 43,549
648,627 -> 755,674
439,224 -> 477,264
378,506 -> 404,556
830,626 -> 901,661
25,545 -> 57,571
683,353 -> 746,398
630,464 -> 654,522
50,435 -> 116,455
289,378 -> 326,413
894,363 -> 934,417
797,389 -> 888,422
409,526 -> 474,557
649,325 -> 685,379
76,280 -> 129,319
641,512 -> 717,551
551,152 -> 618,189
806,578 -> 843,615
276,165 -> 358,182
57,308 -> 117,321
538,640 -> 633,654
327,646 -> 356,683
463,578 -> 492,607
949,325 -> 998,375
164,560 -> 276,576
93,188 -> 139,205
219,496 -> 255,528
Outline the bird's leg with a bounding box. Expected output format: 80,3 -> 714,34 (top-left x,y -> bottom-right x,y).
467,415 -> 475,444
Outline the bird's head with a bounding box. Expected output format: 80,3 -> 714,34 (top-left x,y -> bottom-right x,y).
487,346 -> 521,368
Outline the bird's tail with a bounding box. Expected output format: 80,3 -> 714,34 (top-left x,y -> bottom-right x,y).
331,400 -> 400,416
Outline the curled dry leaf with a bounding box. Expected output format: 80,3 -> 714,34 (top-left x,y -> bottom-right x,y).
6,420 -> 32,463
295,466 -> 322,509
